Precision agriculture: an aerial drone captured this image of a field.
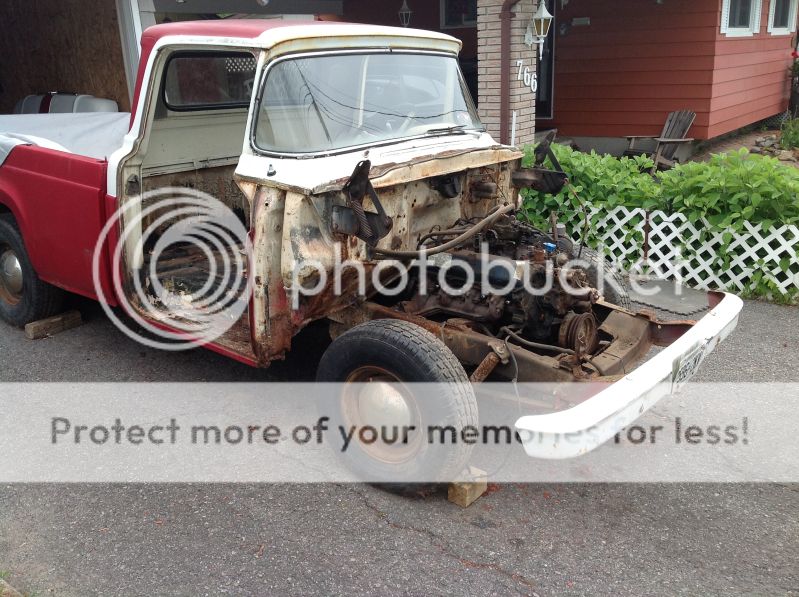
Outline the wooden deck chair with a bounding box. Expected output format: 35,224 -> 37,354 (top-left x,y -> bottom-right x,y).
624,110 -> 696,172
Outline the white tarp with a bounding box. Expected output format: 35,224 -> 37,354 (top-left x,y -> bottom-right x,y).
0,112 -> 131,166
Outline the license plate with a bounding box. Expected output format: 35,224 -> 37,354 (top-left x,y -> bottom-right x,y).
671,342 -> 706,391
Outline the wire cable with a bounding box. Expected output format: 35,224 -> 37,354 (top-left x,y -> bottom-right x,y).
374,204 -> 515,258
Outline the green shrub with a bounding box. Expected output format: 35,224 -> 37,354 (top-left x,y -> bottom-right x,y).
521,145 -> 799,301
657,149 -> 799,231
519,144 -> 660,240
522,145 -> 799,231
780,117 -> 799,149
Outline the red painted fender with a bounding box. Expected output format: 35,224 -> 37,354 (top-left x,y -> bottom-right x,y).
0,145 -> 117,305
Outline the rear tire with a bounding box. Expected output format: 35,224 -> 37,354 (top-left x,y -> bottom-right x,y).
0,215 -> 64,327
316,319 -> 478,484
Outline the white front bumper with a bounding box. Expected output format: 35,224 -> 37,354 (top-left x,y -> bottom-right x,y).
515,292 -> 744,459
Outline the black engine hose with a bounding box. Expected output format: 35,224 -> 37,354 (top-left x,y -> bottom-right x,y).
373,204 -> 516,259
500,326 -> 607,376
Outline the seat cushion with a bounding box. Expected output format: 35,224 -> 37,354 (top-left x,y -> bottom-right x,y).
13,93 -> 118,114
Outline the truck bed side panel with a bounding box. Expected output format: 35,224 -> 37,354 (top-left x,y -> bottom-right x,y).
0,145 -> 115,302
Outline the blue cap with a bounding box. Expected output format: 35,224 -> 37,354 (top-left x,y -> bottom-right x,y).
543,242 -> 557,254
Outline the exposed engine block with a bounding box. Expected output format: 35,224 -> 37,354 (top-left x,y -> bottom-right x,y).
403,215 -> 600,354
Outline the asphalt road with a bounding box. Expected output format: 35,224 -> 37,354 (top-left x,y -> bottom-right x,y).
0,297 -> 797,596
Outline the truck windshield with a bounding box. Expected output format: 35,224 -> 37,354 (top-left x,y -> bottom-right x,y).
252,52 -> 482,155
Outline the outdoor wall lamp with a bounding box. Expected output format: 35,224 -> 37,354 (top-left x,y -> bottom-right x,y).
399,0 -> 412,27
526,2 -> 554,59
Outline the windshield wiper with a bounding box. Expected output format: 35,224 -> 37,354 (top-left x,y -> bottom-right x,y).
424,125 -> 467,135
424,125 -> 485,137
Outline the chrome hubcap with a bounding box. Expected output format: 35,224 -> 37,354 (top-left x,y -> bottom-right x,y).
0,249 -> 23,298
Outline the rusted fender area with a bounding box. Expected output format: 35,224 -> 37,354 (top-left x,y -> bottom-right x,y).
239,149 -> 524,365
331,297 -> 710,384
312,146 -> 523,195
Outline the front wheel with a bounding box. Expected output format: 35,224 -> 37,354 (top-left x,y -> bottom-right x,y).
0,215 -> 64,327
316,319 -> 478,484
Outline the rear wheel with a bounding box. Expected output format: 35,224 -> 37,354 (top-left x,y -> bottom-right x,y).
316,319 -> 477,484
0,215 -> 64,327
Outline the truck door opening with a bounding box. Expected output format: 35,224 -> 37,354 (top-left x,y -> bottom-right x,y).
123,49 -> 259,359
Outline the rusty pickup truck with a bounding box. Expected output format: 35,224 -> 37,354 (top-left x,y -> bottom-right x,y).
0,21 -> 742,480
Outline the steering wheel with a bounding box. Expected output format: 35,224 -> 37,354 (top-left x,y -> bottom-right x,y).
396,111 -> 417,134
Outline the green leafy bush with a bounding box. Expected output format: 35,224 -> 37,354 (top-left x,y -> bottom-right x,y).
658,149 -> 799,231
522,144 -> 799,230
521,145 -> 799,301
780,117 -> 799,149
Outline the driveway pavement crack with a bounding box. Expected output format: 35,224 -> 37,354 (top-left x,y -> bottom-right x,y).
347,486 -> 539,596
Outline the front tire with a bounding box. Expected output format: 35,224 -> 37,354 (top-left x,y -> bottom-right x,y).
316,319 -> 477,484
0,215 -> 64,327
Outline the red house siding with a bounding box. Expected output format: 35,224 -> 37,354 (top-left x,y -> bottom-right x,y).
708,11 -> 793,138
549,0 -> 794,141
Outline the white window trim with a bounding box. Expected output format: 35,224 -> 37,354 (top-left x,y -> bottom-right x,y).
721,0 -> 763,37
767,0 -> 799,34
439,0 -> 477,30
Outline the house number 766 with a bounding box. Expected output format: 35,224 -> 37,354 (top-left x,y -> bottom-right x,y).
516,59 -> 538,94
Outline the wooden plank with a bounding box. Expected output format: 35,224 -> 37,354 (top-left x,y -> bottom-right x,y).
551,110 -> 710,127
712,71 -> 791,99
708,94 -> 789,126
561,27 -> 719,48
711,84 -> 791,111
713,60 -> 790,84
558,84 -> 712,101
714,36 -> 792,54
714,48 -> 792,69
556,55 -> 715,74
558,70 -> 713,87
447,467 -> 488,509
24,310 -> 82,340
557,41 -> 718,61
553,123 -> 712,140
580,12 -> 723,32
555,97 -> 710,112
706,102 -> 789,138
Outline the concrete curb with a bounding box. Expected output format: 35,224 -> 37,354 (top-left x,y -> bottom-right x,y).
0,579 -> 23,597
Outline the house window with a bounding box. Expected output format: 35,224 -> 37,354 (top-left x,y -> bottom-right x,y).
440,0 -> 477,29
768,0 -> 798,34
721,0 -> 763,36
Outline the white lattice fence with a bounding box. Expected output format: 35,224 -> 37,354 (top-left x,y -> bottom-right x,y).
560,205 -> 799,298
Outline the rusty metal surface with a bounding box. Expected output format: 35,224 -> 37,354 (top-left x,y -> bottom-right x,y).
311,148 -> 522,195
402,287 -> 506,323
470,352 -> 501,383
239,154 -> 525,363
647,318 -> 696,347
338,302 -> 670,383
234,142 -> 704,370
132,159 -> 701,375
